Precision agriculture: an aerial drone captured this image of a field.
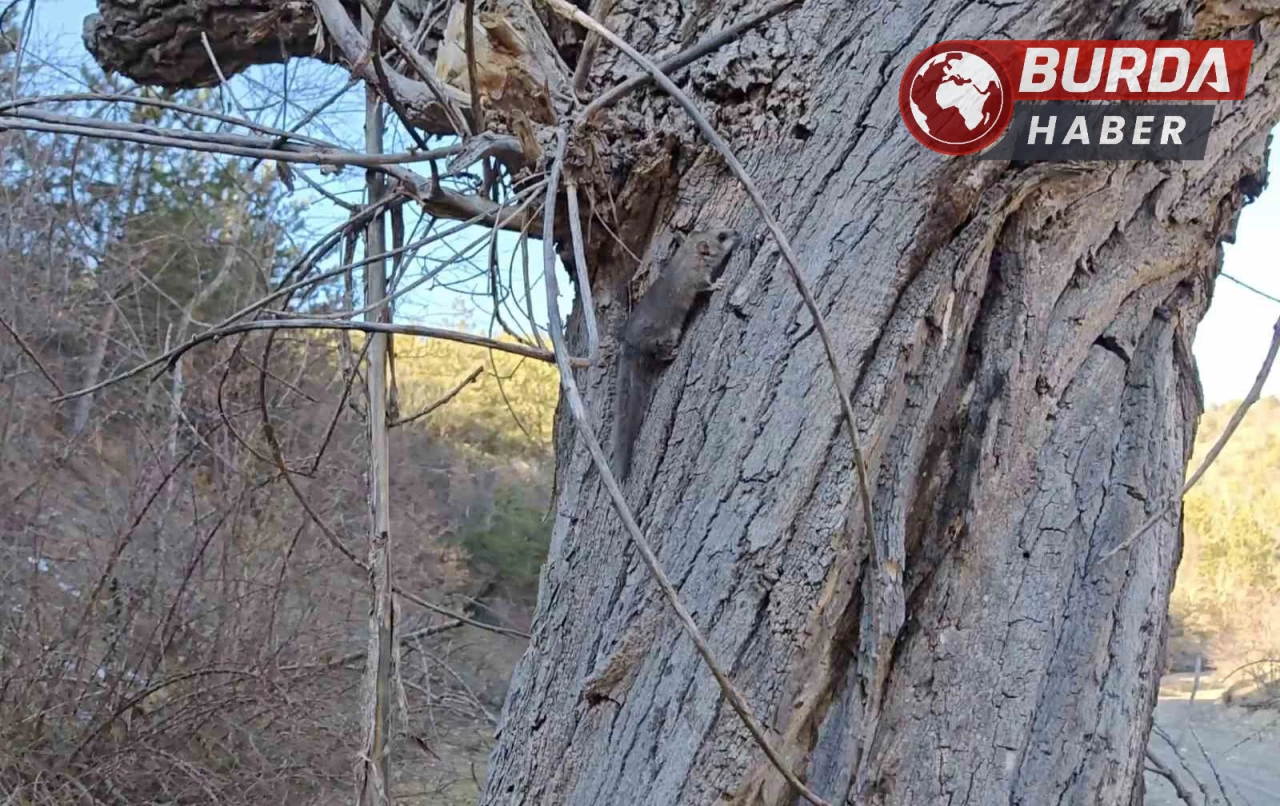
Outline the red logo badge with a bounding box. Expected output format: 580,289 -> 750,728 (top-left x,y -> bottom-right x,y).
898,42 -> 1015,156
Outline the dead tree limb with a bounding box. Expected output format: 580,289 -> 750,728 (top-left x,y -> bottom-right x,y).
0,313 -> 63,394
1145,749 -> 1203,806
389,364 -> 484,428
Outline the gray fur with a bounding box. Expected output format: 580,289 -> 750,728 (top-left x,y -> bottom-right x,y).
611,228 -> 738,479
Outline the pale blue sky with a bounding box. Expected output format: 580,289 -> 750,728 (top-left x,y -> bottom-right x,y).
19,0 -> 1280,406
1192,142 -> 1280,404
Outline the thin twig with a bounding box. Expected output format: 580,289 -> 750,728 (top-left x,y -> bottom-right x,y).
199,31 -> 253,122
159,319 -> 571,372
393,586 -> 528,639
1221,271 -> 1280,305
1098,313 -> 1280,565
0,114 -> 457,166
370,0 -> 433,152
256,77 -> 361,165
8,0 -> 35,98
1154,722 -> 1213,804
565,183 -> 599,361
0,313 -> 62,394
389,364 -> 484,427
1189,726 -> 1236,806
540,127 -> 831,806
1145,749 -> 1202,806
309,337 -> 371,475
1,92 -> 338,147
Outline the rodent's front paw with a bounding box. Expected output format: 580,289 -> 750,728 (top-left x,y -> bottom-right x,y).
654,336 -> 679,362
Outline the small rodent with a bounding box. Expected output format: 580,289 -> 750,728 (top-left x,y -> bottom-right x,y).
611,228 -> 738,480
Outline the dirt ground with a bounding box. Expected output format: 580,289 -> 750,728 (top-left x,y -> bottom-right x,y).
1145,674 -> 1280,805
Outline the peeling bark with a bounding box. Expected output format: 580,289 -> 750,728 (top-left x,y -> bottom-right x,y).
83,0 -> 326,88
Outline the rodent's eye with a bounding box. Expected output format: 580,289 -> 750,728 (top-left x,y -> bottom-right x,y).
716,231 -> 730,243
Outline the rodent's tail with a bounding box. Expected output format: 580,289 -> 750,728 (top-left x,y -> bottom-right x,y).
611,346 -> 656,481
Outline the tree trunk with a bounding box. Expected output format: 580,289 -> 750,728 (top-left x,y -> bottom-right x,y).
481,6 -> 1280,806
78,0 -> 1280,803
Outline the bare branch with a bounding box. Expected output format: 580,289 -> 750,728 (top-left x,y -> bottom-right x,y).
356,80 -> 394,805
0,93 -> 339,148
389,364 -> 484,428
312,0 -> 471,136
1145,749 -> 1203,806
1189,726 -> 1236,806
0,113 -> 459,167
445,131 -> 529,176
386,164 -> 543,233
572,0 -> 614,95
370,0 -> 434,153
0,313 -> 63,394
565,183 -> 599,361
464,0 -> 485,134
199,30 -> 252,122
162,319 -> 570,370
393,586 -> 528,638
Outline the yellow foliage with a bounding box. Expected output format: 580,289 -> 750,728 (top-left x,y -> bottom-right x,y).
1175,396 -> 1280,648
391,334 -> 560,461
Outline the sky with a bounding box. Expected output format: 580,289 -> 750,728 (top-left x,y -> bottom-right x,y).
1191,143 -> 1280,404
17,0 -> 1280,406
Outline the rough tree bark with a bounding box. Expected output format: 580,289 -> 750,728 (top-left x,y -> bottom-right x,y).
81,0 -> 1280,804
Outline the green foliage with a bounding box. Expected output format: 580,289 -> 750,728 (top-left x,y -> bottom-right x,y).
454,484 -> 551,597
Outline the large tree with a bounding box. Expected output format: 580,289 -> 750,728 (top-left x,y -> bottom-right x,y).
76,0 -> 1280,803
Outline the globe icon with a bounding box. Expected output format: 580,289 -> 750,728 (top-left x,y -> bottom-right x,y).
907,50 -> 1005,147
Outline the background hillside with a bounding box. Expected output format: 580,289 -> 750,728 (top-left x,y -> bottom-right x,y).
1171,397 -> 1280,685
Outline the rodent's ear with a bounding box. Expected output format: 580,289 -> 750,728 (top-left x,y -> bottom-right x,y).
696,239 -> 713,256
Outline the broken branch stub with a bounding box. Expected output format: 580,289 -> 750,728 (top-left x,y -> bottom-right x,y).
434,1 -> 560,129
